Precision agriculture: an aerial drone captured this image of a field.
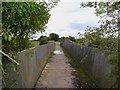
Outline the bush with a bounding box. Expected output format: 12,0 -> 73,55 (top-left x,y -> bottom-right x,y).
39,36 -> 49,45
49,33 -> 59,41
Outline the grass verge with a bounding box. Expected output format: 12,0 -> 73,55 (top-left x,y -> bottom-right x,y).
55,41 -> 60,46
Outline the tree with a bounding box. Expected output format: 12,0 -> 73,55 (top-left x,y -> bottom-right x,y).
69,36 -> 76,42
81,1 -> 119,37
2,2 -> 50,87
1,1 -> 61,88
49,33 -> 59,41
80,3 -> 119,86
80,1 -> 119,51
2,2 -> 50,59
38,36 -> 49,45
1,1 -> 61,57
59,37 -> 65,42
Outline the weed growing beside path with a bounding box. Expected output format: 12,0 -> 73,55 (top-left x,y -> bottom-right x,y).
61,47 -> 97,88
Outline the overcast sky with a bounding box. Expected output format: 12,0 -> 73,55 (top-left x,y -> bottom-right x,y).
35,0 -> 106,39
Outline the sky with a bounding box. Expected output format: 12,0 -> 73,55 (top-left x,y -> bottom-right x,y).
34,0 -> 106,39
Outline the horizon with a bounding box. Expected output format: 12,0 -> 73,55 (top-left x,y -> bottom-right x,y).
34,0 -> 101,40
33,0 -> 118,40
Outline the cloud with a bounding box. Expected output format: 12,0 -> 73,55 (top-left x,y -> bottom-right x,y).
69,22 -> 98,31
45,0 -> 110,2
59,0 -> 109,2
35,0 -> 100,39
70,23 -> 88,31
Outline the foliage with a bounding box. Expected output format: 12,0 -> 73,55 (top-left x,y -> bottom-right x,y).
79,1 -> 119,52
76,38 -> 86,46
80,1 -> 119,36
59,37 -> 65,42
77,26 -> 118,51
1,0 -> 60,88
49,33 -> 59,41
62,47 -> 96,88
79,2 -> 119,86
59,36 -> 76,43
47,0 -> 60,11
68,36 -> 76,42
38,36 -> 49,45
2,2 -> 50,87
2,2 -> 50,56
31,40 -> 40,47
55,41 -> 60,46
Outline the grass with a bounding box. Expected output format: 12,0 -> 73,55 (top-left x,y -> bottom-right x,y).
70,61 -> 96,88
31,40 -> 60,47
55,41 -> 60,46
47,59 -> 53,63
31,40 -> 39,47
46,51 -> 55,64
61,47 -> 97,88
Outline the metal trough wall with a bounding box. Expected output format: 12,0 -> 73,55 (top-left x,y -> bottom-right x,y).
17,42 -> 55,88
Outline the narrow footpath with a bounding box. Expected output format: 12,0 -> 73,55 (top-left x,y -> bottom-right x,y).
35,45 -> 76,88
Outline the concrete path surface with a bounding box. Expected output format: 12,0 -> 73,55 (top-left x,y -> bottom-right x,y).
35,45 -> 76,88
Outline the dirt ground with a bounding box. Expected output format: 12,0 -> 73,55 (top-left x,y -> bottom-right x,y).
35,45 -> 76,88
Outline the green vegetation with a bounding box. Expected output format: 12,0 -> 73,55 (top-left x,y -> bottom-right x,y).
75,4 -> 119,81
59,36 -> 76,43
1,0 -> 119,88
47,58 -> 53,63
59,37 -> 65,42
2,2 -> 50,64
2,2 -> 50,53
62,47 -> 96,88
78,2 -> 119,76
30,40 -> 39,47
38,36 -> 49,45
55,41 -> 60,46
46,51 -> 55,64
1,2 -> 52,88
36,33 -> 76,44
78,1 -> 119,52
0,36 -> 1,45
31,40 -> 39,47
77,27 -> 118,52
68,36 -> 76,42
49,33 -> 59,41
72,2 -> 119,88
71,66 -> 96,88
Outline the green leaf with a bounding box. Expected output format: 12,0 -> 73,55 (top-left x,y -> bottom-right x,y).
26,21 -> 29,26
3,33 -> 7,41
8,35 -> 12,41
99,2 -> 105,7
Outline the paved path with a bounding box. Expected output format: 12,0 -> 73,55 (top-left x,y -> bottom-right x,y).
35,45 -> 75,88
